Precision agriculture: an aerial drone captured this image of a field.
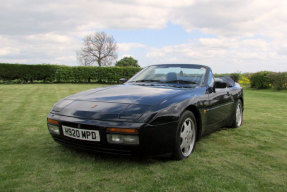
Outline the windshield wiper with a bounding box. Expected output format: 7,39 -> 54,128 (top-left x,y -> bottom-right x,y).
164,80 -> 197,84
131,80 -> 162,83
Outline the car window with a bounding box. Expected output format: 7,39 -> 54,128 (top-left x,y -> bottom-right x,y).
207,70 -> 214,87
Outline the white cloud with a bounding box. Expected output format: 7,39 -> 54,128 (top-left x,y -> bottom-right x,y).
0,47 -> 20,56
170,0 -> 287,38
0,0 -> 169,35
26,33 -> 72,43
118,43 -> 146,52
130,0 -> 196,8
0,0 -> 287,72
145,37 -> 287,73
0,33 -> 80,65
1,0 -> 287,36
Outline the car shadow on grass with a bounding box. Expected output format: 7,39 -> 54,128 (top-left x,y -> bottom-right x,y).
57,144 -> 172,165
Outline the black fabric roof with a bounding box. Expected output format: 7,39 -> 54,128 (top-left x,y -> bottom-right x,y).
218,76 -> 235,87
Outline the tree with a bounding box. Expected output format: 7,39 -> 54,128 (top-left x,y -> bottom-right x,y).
77,32 -> 118,67
115,56 -> 140,67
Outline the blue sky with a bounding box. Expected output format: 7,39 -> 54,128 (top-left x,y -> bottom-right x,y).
0,0 -> 286,73
105,23 -> 216,48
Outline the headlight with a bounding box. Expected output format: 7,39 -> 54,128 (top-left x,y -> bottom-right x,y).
107,134 -> 139,145
48,124 -> 60,135
47,118 -> 60,135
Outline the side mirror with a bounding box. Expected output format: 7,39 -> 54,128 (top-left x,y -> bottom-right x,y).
206,86 -> 215,93
214,81 -> 227,89
119,78 -> 127,84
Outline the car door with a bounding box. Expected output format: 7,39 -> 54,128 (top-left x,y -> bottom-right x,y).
208,87 -> 233,124
205,72 -> 233,131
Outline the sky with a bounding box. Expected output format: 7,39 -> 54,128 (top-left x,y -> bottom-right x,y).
0,0 -> 287,73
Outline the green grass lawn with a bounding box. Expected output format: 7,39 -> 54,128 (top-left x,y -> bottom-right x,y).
0,84 -> 286,192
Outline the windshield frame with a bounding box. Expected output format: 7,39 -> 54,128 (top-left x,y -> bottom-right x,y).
127,64 -> 208,87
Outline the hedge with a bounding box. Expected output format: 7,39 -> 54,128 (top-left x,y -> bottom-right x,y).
214,71 -> 287,90
238,74 -> 250,86
250,71 -> 272,89
0,63 -> 58,83
0,63 -> 141,84
249,71 -> 287,89
1,63 -> 286,89
269,72 -> 287,90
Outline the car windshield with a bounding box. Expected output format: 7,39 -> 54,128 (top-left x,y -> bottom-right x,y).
128,65 -> 206,86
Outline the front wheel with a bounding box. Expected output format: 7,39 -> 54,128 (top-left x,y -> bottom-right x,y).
231,100 -> 243,128
173,111 -> 197,160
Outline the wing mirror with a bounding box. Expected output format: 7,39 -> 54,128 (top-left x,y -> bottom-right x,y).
206,86 -> 215,93
214,81 -> 227,88
119,78 -> 127,84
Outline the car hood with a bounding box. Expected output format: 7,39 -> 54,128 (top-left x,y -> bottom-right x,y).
51,84 -> 184,121
65,84 -> 184,105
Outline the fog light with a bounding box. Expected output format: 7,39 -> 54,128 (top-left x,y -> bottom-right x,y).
123,135 -> 139,144
109,134 -> 123,144
48,124 -> 60,135
107,134 -> 139,145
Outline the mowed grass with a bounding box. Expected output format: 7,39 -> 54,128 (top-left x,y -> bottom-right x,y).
0,84 -> 286,192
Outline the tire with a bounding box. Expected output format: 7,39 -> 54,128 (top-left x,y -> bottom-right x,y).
173,111 -> 197,160
231,100 -> 243,128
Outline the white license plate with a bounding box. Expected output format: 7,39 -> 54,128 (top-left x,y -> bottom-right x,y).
62,125 -> 100,141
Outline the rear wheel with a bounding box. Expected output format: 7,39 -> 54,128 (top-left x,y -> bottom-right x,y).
173,111 -> 197,160
231,100 -> 243,128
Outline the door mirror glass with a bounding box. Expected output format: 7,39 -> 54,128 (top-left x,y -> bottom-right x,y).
119,78 -> 127,84
214,81 -> 227,88
207,86 -> 215,93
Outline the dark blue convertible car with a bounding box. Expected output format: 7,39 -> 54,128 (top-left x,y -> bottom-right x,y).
47,64 -> 243,160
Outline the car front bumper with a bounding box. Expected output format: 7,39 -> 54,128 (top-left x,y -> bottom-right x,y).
47,113 -> 178,156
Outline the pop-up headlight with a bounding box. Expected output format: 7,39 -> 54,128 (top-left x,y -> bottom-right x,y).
52,99 -> 73,112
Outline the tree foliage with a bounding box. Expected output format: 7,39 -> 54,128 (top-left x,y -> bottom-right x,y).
115,56 -> 140,68
77,32 -> 118,67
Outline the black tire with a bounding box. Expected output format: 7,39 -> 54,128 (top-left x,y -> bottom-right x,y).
173,111 -> 197,160
231,100 -> 243,128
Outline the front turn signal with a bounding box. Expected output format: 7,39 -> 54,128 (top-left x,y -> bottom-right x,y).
107,128 -> 138,134
47,118 -> 59,125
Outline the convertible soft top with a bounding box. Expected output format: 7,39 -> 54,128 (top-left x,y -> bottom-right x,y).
215,76 -> 235,87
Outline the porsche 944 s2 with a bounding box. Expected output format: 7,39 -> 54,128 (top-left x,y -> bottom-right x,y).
47,64 -> 243,160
